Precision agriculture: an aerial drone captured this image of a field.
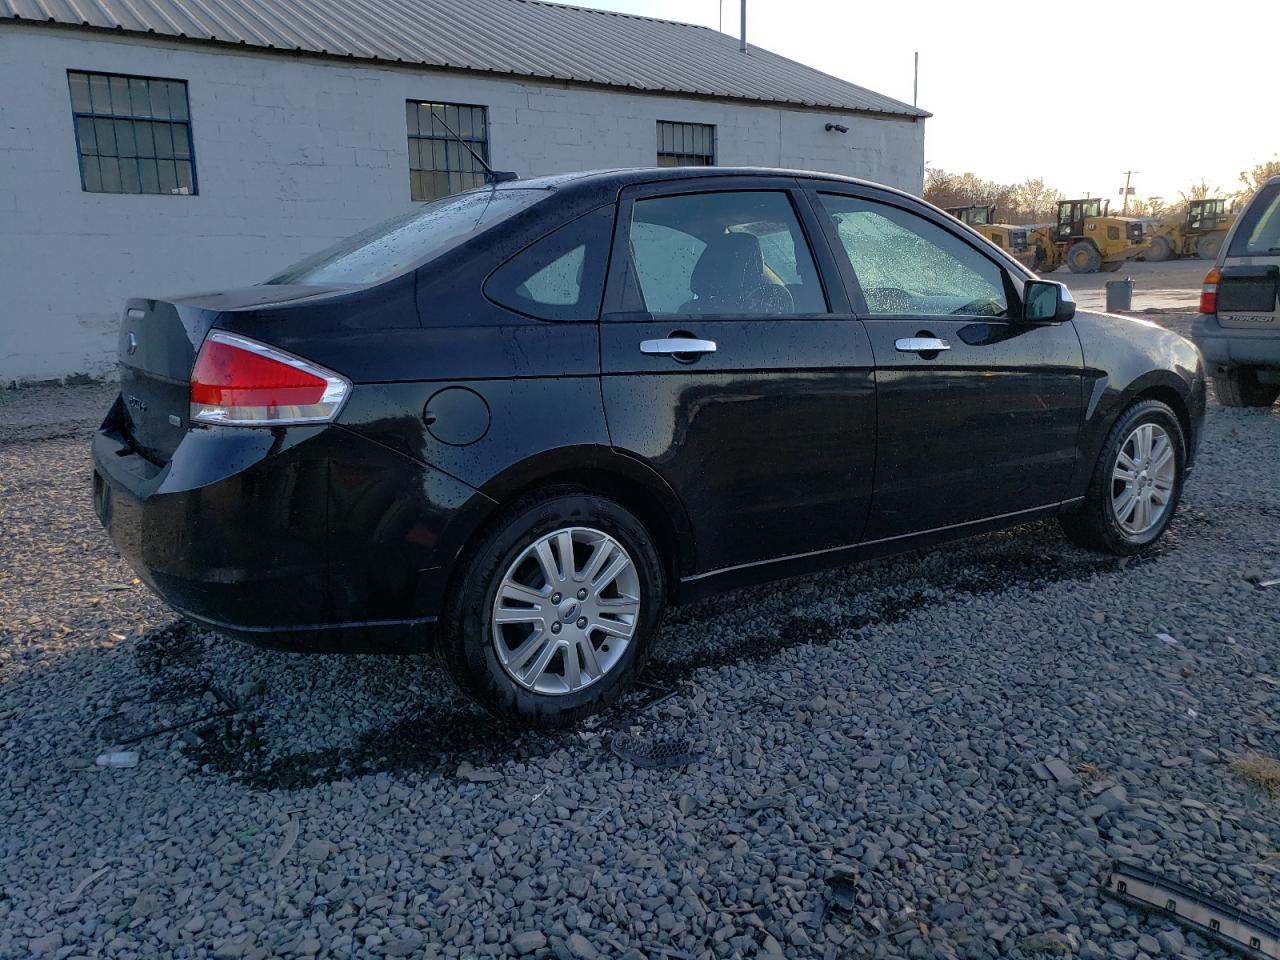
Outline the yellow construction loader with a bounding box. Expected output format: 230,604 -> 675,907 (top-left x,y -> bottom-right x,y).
1033,198 -> 1149,274
1144,198 -> 1237,261
945,205 -> 1037,268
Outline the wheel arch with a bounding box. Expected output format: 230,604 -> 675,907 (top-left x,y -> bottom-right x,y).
1070,368 -> 1197,501
1133,381 -> 1192,456
431,446 -> 694,617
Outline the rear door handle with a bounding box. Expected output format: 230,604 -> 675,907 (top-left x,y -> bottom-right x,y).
895,337 -> 951,353
640,338 -> 717,356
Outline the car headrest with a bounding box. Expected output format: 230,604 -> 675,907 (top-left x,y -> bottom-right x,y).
690,233 -> 765,299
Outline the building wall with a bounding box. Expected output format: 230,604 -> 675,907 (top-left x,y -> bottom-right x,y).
0,25 -> 925,383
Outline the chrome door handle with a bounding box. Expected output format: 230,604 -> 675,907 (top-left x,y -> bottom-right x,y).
895,337 -> 951,353
639,338 -> 717,356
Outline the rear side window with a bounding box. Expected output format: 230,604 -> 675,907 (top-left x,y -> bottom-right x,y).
267,187 -> 545,285
1228,182 -> 1280,257
624,190 -> 827,316
485,206 -> 614,321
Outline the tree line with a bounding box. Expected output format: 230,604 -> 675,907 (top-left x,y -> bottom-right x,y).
925,158 -> 1280,223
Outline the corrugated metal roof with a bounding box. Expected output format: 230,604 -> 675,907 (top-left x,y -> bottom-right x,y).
0,0 -> 928,118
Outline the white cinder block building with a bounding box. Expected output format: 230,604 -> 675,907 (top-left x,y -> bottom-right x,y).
0,0 -> 927,383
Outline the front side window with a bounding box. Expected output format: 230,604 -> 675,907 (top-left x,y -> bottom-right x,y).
267,187 -> 545,286
407,101 -> 490,201
626,191 -> 826,316
818,194 -> 1008,318
485,206 -> 614,321
67,71 -> 196,195
656,121 -> 716,167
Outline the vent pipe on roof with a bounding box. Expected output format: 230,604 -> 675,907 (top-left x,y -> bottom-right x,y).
740,0 -> 747,52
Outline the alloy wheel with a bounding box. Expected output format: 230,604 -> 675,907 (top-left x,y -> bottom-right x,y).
1110,422 -> 1176,536
491,526 -> 640,695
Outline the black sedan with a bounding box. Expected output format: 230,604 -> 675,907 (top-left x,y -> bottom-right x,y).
93,168 -> 1206,726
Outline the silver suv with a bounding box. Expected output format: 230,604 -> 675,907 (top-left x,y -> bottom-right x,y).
1193,176 -> 1280,406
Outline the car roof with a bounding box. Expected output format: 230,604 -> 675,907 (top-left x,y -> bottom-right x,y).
499,166 -> 915,203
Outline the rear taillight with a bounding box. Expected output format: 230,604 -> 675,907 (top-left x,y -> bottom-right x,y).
190,332 -> 350,426
1199,266 -> 1221,315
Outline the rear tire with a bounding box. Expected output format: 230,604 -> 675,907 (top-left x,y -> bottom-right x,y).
1059,399 -> 1186,555
1067,241 -> 1102,274
1144,235 -> 1173,262
1215,366 -> 1280,407
440,489 -> 665,728
1196,233 -> 1223,260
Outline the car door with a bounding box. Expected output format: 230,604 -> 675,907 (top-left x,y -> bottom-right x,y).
809,187 -> 1084,541
599,179 -> 877,575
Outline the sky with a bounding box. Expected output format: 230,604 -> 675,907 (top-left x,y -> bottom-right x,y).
576,0 -> 1278,202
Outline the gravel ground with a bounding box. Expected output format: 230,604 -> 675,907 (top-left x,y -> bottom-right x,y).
2,328 -> 1278,960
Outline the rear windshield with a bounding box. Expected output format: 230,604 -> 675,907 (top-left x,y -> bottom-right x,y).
267,187 -> 548,285
1228,182 -> 1280,257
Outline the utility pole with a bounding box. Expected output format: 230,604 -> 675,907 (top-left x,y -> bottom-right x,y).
740,0 -> 747,52
1120,169 -> 1138,215
913,52 -> 919,107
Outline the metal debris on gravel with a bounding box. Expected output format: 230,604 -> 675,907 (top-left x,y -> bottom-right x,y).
1104,864 -> 1280,959
2,349 -> 1278,960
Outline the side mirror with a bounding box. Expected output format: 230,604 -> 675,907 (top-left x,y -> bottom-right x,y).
1023,279 -> 1076,323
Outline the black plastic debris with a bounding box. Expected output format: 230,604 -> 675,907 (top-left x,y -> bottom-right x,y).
628,680 -> 680,713
610,731 -> 700,770
825,868 -> 859,914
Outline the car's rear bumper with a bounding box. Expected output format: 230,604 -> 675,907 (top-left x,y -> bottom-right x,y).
1192,313 -> 1280,369
91,397 -> 478,653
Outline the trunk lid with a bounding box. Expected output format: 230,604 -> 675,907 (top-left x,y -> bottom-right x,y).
117,298 -> 210,464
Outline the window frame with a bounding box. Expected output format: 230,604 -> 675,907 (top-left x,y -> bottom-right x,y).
66,69 -> 198,196
803,183 -> 1031,321
601,177 -> 844,322
405,99 -> 491,202
656,121 -> 717,167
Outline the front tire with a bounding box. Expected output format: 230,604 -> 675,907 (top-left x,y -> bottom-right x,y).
1196,233 -> 1223,260
440,489 -> 665,728
1034,243 -> 1057,273
1144,235 -> 1173,262
1067,241 -> 1102,274
1215,366 -> 1280,407
1059,399 -> 1186,555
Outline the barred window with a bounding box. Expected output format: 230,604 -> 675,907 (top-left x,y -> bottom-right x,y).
657,121 -> 715,167
67,71 -> 196,195
406,101 -> 490,201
